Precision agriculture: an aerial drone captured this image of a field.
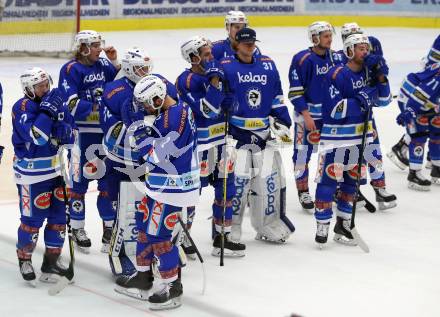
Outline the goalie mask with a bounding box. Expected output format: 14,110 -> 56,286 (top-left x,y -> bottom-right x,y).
73,30 -> 105,56
308,21 -> 335,46
133,75 -> 167,112
343,34 -> 370,60
121,46 -> 154,84
180,36 -> 211,65
20,67 -> 53,100
341,22 -> 364,41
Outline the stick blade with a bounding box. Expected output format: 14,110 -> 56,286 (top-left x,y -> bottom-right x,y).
351,227 -> 370,253
48,276 -> 70,296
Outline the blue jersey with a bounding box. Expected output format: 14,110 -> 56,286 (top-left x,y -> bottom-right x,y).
58,57 -> 117,133
288,48 -> 343,121
176,69 -> 225,151
399,62 -> 440,114
321,65 -> 392,150
221,55 -> 291,147
426,35 -> 440,67
101,74 -> 177,164
12,94 -> 76,184
212,38 -> 261,60
0,82 -> 3,125
137,101 -> 200,207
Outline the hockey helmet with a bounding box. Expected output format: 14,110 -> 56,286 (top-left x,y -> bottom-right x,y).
180,36 -> 211,64
121,46 -> 154,84
20,67 -> 52,99
343,33 -> 370,59
134,75 -> 167,111
308,21 -> 335,46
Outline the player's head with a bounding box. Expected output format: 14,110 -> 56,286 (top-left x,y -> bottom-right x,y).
121,46 -> 154,84
20,67 -> 52,100
134,75 -> 167,114
73,30 -> 104,63
343,33 -> 370,61
341,22 -> 363,41
181,36 -> 212,66
308,21 -> 334,49
225,11 -> 248,42
235,28 -> 258,58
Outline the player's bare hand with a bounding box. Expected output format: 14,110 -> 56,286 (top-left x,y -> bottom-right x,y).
302,111 -> 316,131
103,46 -> 117,62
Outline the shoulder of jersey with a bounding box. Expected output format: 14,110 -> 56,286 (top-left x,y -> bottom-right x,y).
258,55 -> 273,62
104,79 -> 127,100
177,70 -> 199,90
63,60 -> 79,75
13,97 -> 34,114
294,49 -> 313,66
328,65 -> 345,82
212,39 -> 225,46
220,56 -> 234,65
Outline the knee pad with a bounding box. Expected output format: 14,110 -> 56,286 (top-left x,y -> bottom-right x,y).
44,223 -> 66,248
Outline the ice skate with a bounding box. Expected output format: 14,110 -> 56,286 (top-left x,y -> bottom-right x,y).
430,165 -> 440,185
212,233 -> 245,257
315,222 -> 330,249
298,190 -> 314,214
408,169 -> 431,191
101,224 -> 112,253
386,136 -> 409,170
333,216 -> 357,246
72,228 -> 91,253
39,253 -> 69,283
114,270 -> 153,301
149,279 -> 183,311
373,187 -> 397,210
19,259 -> 36,287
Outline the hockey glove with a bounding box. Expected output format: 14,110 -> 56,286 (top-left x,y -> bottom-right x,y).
355,86 -> 378,112
269,116 -> 292,144
396,107 -> 416,126
52,121 -> 75,145
121,100 -> 144,128
203,59 -> 225,81
221,93 -> 235,112
40,88 -> 63,119
364,54 -> 389,76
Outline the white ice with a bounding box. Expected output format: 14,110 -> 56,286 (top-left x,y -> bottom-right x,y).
0,27 -> 439,317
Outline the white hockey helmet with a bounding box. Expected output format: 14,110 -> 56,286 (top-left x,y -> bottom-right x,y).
341,22 -> 364,41
20,67 -> 52,99
225,10 -> 248,31
308,21 -> 334,46
73,30 -> 105,54
121,46 -> 154,84
134,75 -> 167,111
180,36 -> 211,64
343,33 -> 370,59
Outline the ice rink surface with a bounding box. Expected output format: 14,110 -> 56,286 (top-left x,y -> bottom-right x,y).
0,27 -> 439,317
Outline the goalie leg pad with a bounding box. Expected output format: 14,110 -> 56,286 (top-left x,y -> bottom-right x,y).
249,147 -> 295,243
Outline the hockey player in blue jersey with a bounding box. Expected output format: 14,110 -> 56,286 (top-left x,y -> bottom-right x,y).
58,30 -> 119,253
0,81 -> 4,163
12,67 -> 77,284
114,75 -> 199,310
176,36 -> 246,256
338,22 -> 397,210
212,11 -> 260,60
314,34 -> 392,247
221,28 -> 295,243
100,46 -> 178,275
289,21 -> 343,213
396,62 -> 440,190
388,34 -> 440,170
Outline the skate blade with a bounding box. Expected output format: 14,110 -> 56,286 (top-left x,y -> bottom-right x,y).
74,244 -> 91,254
114,285 -> 150,301
26,279 -> 37,288
408,182 -> 431,191
333,234 -> 357,246
255,234 -> 287,244
302,207 -> 315,215
101,243 -> 110,254
378,201 -> 397,210
211,247 -> 245,258
149,296 -> 182,311
431,177 -> 440,185
316,242 -> 326,250
386,152 -> 408,170
48,276 -> 73,296
39,273 -> 61,284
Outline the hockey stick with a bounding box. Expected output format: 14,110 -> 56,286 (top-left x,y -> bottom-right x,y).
176,215 -> 206,295
48,147 -> 75,295
358,190 -> 376,213
220,107 -> 230,267
350,104 -> 371,254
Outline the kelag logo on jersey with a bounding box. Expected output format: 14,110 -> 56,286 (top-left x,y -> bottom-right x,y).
237,72 -> 267,85
246,87 -> 262,110
316,63 -> 331,76
83,71 -> 105,84
351,77 -> 368,90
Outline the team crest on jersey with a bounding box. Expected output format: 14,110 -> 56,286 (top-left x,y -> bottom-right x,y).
431,116 -> 440,128
413,145 -> 424,157
71,199 -> 84,213
246,88 -> 262,109
34,192 -> 52,209
416,116 -> 429,126
325,163 -> 344,180
164,212 -> 180,230
307,130 -> 320,145
348,164 -> 367,180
